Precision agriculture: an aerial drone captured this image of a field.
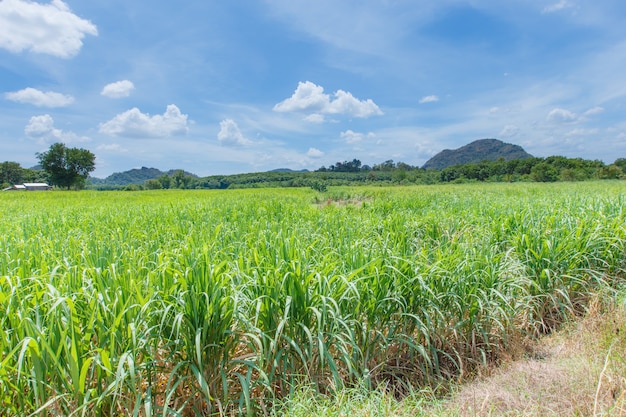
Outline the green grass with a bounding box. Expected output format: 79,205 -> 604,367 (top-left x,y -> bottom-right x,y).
0,182 -> 625,416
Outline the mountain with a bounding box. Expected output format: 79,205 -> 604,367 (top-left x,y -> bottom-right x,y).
89,167 -> 197,186
268,168 -> 310,173
422,139 -> 533,170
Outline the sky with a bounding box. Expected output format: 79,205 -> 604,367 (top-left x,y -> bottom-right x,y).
2,0 -> 626,178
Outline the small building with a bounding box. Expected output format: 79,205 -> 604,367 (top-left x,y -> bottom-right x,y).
2,183 -> 52,191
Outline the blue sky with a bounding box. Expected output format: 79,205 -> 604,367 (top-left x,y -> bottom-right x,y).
2,0 -> 626,177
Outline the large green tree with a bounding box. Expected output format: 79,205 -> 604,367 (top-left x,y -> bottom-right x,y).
37,143 -> 96,189
0,161 -> 24,188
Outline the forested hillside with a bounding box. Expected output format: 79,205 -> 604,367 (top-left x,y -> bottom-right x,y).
422,138 -> 533,170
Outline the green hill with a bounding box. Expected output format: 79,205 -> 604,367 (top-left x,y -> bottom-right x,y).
422,139 -> 533,170
89,167 -> 197,187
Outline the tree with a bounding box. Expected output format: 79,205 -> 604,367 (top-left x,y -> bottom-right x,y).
171,170 -> 194,189
37,143 -> 96,189
530,162 -> 559,182
0,161 -> 24,188
157,174 -> 171,189
144,179 -> 163,189
614,158 -> 626,174
597,164 -> 623,179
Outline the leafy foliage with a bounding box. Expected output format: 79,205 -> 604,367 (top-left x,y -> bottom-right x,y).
0,162 -> 25,188
37,143 -> 95,189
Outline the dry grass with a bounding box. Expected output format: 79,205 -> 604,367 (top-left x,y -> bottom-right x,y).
278,295 -> 626,417
438,297 -> 626,417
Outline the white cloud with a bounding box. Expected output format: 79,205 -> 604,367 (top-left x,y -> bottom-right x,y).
274,81 -> 383,118
5,87 -> 74,107
419,95 -> 439,104
274,81 -> 328,113
340,130 -> 376,145
101,80 -> 135,98
263,0 -> 429,57
307,147 -> 324,158
24,114 -> 89,144
25,114 -> 57,138
546,107 -> 577,123
327,90 -> 383,117
99,105 -> 189,138
96,143 -> 127,152
583,106 -> 604,116
341,130 -> 363,144
542,0 -> 572,14
304,113 -> 325,123
500,125 -> 520,138
0,0 -> 97,58
217,119 -> 251,146
566,128 -> 599,137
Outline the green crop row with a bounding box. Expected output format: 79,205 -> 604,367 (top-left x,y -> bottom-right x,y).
0,182 -> 624,416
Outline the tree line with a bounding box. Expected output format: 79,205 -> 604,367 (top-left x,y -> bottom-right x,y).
2,143 -> 625,191
99,155 -> 626,191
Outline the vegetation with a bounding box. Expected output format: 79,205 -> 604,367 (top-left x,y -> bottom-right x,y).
422,138 -> 533,170
37,142 -> 96,190
275,297 -> 626,416
80,154 -> 624,191
1,182 -> 625,416
3,138 -> 624,191
6,146 -> 622,192
89,167 -> 198,189
0,161 -> 46,189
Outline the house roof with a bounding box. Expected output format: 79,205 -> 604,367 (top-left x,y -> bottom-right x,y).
2,183 -> 51,191
23,183 -> 50,187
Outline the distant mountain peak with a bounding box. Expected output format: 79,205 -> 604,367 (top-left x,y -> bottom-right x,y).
268,168 -> 309,173
422,138 -> 533,170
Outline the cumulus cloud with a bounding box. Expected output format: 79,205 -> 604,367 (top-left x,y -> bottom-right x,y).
101,80 -> 135,98
274,81 -> 328,113
0,0 -> 97,58
546,107 -> 577,123
217,119 -> 251,146
5,87 -> 74,107
307,147 -> 324,158
274,81 -> 383,118
327,90 -> 382,117
25,114 -> 58,138
25,114 -> 89,144
99,105 -> 189,138
419,95 -> 439,104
